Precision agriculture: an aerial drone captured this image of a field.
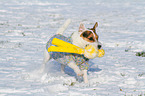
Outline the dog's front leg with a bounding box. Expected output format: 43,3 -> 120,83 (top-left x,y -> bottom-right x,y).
82,70 -> 88,83
67,61 -> 83,76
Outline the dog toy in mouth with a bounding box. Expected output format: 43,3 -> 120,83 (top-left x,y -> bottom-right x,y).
47,38 -> 105,59
84,44 -> 105,58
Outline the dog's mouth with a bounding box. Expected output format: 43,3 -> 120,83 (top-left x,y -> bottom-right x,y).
80,30 -> 98,43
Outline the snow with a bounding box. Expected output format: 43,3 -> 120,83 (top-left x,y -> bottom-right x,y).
0,0 -> 145,96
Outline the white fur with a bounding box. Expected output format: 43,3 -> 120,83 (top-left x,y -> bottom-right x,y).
56,19 -> 71,34
40,48 -> 51,72
82,70 -> 88,83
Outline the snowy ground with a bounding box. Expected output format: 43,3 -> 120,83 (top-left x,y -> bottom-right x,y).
0,0 -> 145,96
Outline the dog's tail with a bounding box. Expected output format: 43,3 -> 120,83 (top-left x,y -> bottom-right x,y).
56,19 -> 71,34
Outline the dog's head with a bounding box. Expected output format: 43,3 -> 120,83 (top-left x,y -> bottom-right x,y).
72,22 -> 102,50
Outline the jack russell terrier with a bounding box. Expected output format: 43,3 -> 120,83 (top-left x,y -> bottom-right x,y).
41,21 -> 102,83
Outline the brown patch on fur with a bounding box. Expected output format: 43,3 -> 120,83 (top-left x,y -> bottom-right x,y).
80,22 -> 99,43
80,30 -> 98,43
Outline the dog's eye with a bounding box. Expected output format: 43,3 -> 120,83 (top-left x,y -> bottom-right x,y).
83,33 -> 88,37
89,37 -> 94,41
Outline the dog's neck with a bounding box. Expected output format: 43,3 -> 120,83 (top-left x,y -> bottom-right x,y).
71,32 -> 85,48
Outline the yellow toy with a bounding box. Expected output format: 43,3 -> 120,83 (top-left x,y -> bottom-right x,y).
48,38 -> 84,54
48,38 -> 105,59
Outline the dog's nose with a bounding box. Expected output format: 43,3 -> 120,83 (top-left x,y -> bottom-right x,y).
98,45 -> 102,49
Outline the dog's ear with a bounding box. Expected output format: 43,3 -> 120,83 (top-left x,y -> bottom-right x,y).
79,23 -> 86,32
93,22 -> 98,30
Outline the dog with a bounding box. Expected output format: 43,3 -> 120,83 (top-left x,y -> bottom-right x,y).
41,22 -> 102,83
